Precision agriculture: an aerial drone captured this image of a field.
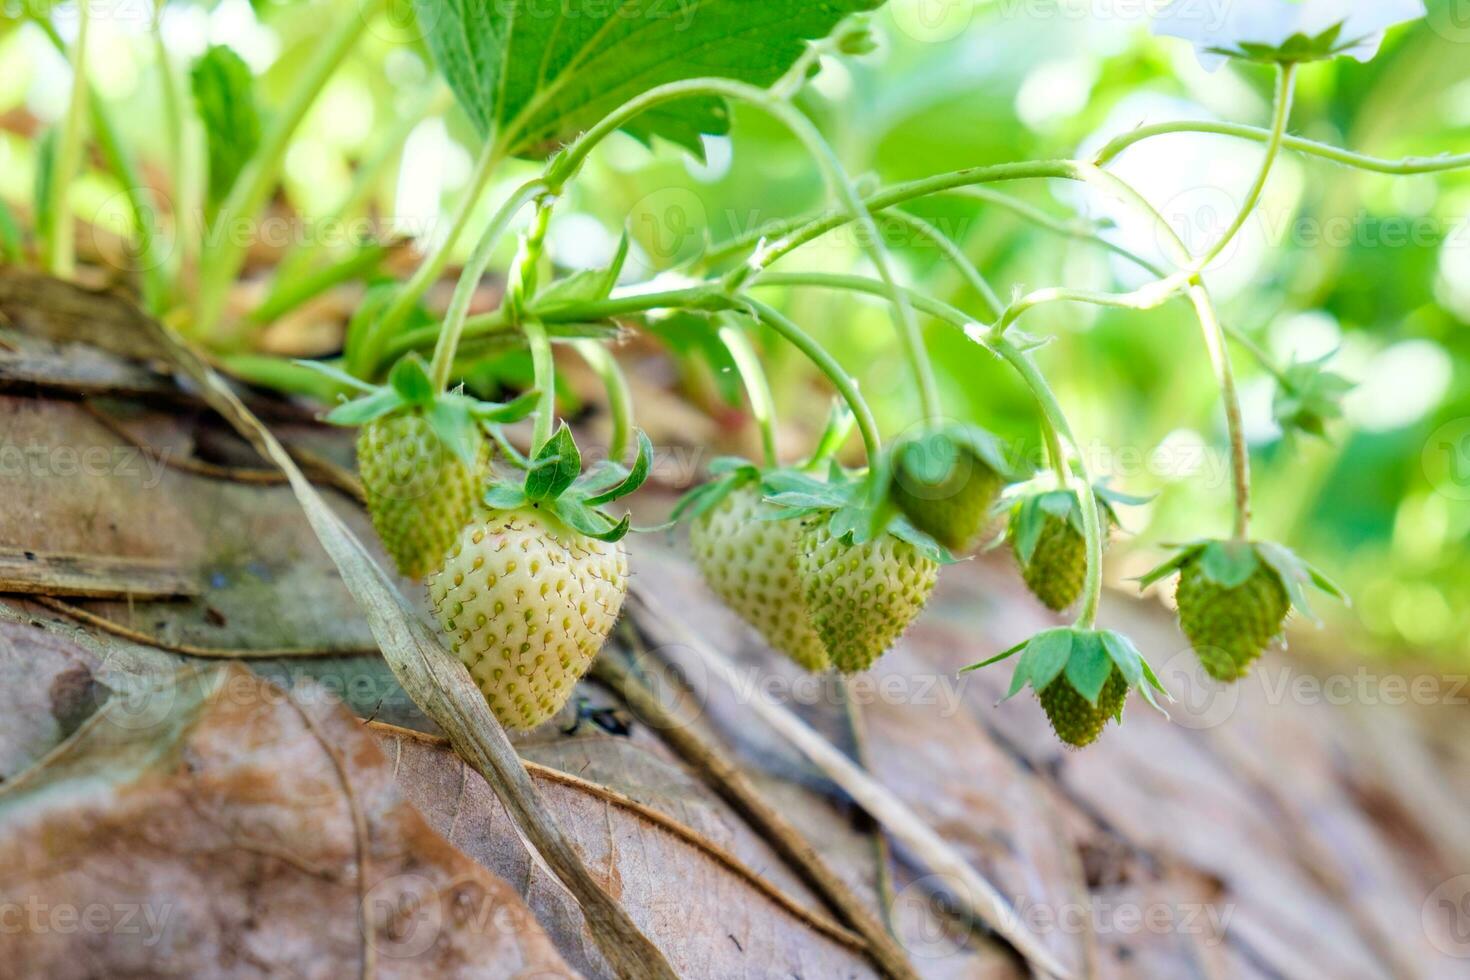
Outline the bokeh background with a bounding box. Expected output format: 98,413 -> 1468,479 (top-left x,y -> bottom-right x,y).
2,0 -> 1468,663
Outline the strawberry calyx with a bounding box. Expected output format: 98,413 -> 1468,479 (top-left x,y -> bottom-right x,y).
481,422 -> 654,543
761,465 -> 955,565
302,352 -> 539,467
964,625 -> 1172,717
884,421 -> 1027,553
998,478 -> 1146,563
1137,539 -> 1346,624
1272,351 -> 1353,441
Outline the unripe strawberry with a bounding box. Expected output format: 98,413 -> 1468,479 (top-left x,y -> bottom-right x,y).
1012,510 -> 1085,612
427,507 -> 628,730
1140,539 -> 1342,685
689,484 -> 830,672
1175,560 -> 1289,681
1037,668 -> 1128,748
889,425 -> 1017,554
358,413 -> 486,579
799,521 -> 939,673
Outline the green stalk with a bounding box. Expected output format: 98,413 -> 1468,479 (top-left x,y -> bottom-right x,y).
993,339 -> 1103,629
744,298 -> 882,466
376,138 -> 503,342
1193,64 -> 1296,272
573,339 -> 633,463
1092,121 -> 1470,176
193,0 -> 385,336
1188,282 -> 1252,540
875,208 -> 1004,319
151,5 -> 185,285
262,85 -> 451,309
46,0 -> 90,277
523,317 -> 556,452
544,76 -> 942,423
0,197 -> 20,261
716,318 -> 779,466
426,179 -> 548,392
36,18 -> 168,310
245,242 -> 396,325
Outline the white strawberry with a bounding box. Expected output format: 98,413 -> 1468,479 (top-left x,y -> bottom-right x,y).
428,506 -> 628,730
690,483 -> 830,672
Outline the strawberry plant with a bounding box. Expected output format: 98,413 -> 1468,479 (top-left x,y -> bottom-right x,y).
5,0 -> 1463,751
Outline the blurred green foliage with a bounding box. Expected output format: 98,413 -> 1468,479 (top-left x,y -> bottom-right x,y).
1,0 -> 1467,661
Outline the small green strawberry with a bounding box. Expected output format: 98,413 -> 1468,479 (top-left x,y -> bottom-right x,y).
305,352 -> 538,579
800,517 -> 939,673
887,423 -> 1022,554
966,627 -> 1170,748
428,424 -> 653,729
1003,484 -> 1140,612
688,481 -> 830,672
357,413 -> 487,579
1139,540 -> 1344,682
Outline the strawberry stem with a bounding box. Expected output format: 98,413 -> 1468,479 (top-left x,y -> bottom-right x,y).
716,318 -> 780,467
427,180 -> 548,393
745,299 -> 882,466
524,318 -> 556,453
573,339 -> 632,463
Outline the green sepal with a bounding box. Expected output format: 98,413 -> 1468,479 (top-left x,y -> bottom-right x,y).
1198,540 -> 1260,588
324,385 -> 404,426
525,423 -> 582,501
1137,539 -> 1346,626
1136,542 -> 1208,590
424,396 -> 481,466
534,232 -> 629,310
1065,631 -> 1113,706
1206,23 -> 1351,66
1000,479 -> 1140,564
484,484 -> 528,510
1273,351 -> 1352,441
583,430 -> 653,506
388,353 -> 435,407
552,497 -> 632,543
1018,628 -> 1073,696
471,388 -> 541,424
670,456 -> 761,524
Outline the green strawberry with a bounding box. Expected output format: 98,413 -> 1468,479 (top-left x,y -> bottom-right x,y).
1176,553 -> 1290,681
358,412 -> 486,579
689,484 -> 830,672
428,506 -> 628,730
965,626 -> 1170,749
1012,507 -> 1086,611
799,519 -> 939,673
888,424 -> 1019,554
1038,668 -> 1128,748
1140,540 -> 1344,683
1004,485 -> 1138,613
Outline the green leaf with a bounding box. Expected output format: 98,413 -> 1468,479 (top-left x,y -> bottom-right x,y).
290,359 -> 380,394
388,353 -> 436,406
324,387 -> 405,426
1065,632 -> 1113,706
525,423 -> 582,501
32,128 -> 57,250
190,45 -> 260,214
0,194 -> 21,262
413,0 -> 883,159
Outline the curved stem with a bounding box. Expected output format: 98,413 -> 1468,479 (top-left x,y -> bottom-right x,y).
716,318 -> 779,467
545,76 -> 941,422
743,298 -> 882,466
874,209 -> 1004,319
46,0 -> 90,277
1092,121 -> 1470,176
523,318 -> 557,453
194,0 -> 384,336
1193,64 -> 1296,271
427,179 -> 547,392
573,339 -> 633,463
994,340 -> 1102,629
1188,282 -> 1251,540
